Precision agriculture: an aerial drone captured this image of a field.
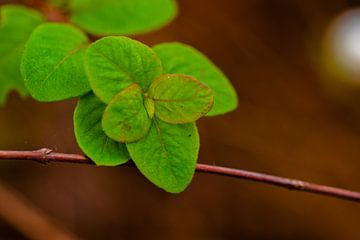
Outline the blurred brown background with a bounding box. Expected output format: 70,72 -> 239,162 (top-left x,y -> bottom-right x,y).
1,0 -> 360,239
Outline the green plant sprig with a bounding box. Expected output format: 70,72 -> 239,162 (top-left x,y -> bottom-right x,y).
20,23 -> 238,192
0,1 -> 238,193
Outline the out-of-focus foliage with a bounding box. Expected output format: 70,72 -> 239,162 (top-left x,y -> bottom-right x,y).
46,0 -> 69,8
0,5 -> 44,105
69,0 -> 177,36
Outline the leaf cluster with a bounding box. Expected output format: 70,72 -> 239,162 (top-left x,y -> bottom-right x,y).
77,36 -> 236,193
21,26 -> 238,192
0,1 -> 238,193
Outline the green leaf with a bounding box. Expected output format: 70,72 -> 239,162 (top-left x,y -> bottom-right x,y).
102,84 -> 151,143
85,36 -> 162,103
46,0 -> 69,8
149,74 -> 214,124
127,118 -> 199,193
21,23 -> 91,102
74,92 -> 130,166
0,5 -> 44,105
153,42 -> 238,116
70,0 -> 177,36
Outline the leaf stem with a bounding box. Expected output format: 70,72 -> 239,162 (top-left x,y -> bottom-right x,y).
0,149 -> 359,203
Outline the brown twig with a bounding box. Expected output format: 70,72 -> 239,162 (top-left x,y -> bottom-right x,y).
0,148 -> 359,203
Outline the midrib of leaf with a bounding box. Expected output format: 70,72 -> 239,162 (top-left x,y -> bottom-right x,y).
152,95 -> 211,103
99,135 -> 110,156
150,76 -> 211,103
93,49 -> 135,83
153,118 -> 180,186
42,44 -> 87,82
113,103 -> 144,126
153,119 -> 169,157
83,115 -> 101,135
152,87 -> 211,103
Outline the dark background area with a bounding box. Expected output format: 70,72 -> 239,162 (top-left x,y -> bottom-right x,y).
1,0 -> 360,239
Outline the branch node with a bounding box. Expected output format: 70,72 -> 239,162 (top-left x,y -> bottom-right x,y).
290,179 -> 306,190
36,148 -> 53,164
